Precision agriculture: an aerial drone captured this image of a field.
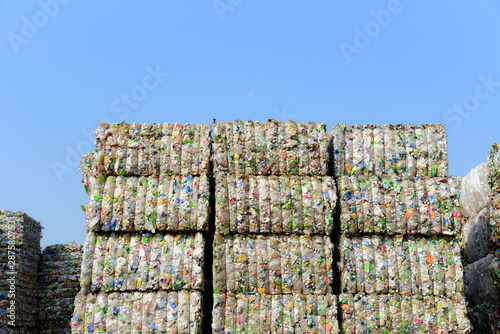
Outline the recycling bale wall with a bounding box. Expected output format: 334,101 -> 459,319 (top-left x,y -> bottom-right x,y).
333,123 -> 471,333
0,210 -> 43,333
71,121 -> 211,334
212,119 -> 340,333
38,243 -> 83,334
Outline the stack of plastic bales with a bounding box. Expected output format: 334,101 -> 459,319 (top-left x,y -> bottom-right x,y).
331,123 -> 471,333
212,119 -> 340,333
38,243 -> 83,334
0,210 -> 42,334
461,143 -> 500,332
71,121 -> 211,334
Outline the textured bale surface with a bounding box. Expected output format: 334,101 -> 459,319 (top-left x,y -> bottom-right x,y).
213,120 -> 328,176
329,123 -> 448,177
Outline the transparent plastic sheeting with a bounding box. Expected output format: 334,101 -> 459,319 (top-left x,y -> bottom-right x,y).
462,208 -> 495,264
38,244 -> 82,330
339,293 -> 470,334
330,123 -> 449,177
213,120 -> 328,176
0,210 -> 43,249
212,292 -> 339,334
215,175 -> 336,235
71,290 -> 203,334
83,174 -> 209,232
489,143 -> 500,193
87,121 -> 212,177
339,175 -> 462,236
460,162 -> 491,219
213,234 -> 333,295
340,235 -> 464,297
464,253 -> 500,306
80,232 -> 205,292
467,302 -> 500,334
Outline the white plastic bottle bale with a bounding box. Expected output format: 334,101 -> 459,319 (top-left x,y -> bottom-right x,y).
431,239 -> 445,297
331,123 -> 346,177
248,176 -> 260,233
402,178 -> 418,234
192,232 -> 205,290
254,121 -> 266,175
114,128 -> 128,176
268,235 -> 281,295
290,176 -> 303,233
126,122 -> 140,175
190,291 -> 203,334
258,176 -> 270,233
352,177 -> 364,233
169,122 -> 182,175
297,122 -> 309,176
181,123 -> 195,176
243,120 -> 256,175
415,178 -> 428,235
224,235 -> 235,294
224,293 -> 236,333
417,237 -> 432,297
233,120 -> 245,175
352,237 -> 365,294
442,240 -> 456,297
426,124 -> 438,177
282,294 -> 293,334
94,292 -> 107,332
340,235 -> 355,294
309,121 -> 322,175
213,122 -> 227,174
339,294 -> 354,334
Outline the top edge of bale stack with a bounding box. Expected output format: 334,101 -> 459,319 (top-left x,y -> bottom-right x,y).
0,210 -> 43,251
213,119 -> 328,176
329,123 -> 449,178
81,121 -> 212,178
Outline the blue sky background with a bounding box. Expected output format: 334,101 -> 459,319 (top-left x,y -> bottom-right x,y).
1,1 -> 500,247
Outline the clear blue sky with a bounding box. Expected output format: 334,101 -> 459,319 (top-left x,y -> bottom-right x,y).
1,1 -> 500,247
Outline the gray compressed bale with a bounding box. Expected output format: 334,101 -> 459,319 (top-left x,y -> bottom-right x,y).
460,162 -> 491,219
462,208 -> 495,263
465,253 -> 500,306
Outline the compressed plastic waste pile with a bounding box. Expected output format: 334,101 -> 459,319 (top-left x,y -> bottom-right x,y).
0,210 -> 42,333
80,172 -> 210,232
72,122 -> 210,334
212,292 -> 339,333
339,293 -> 469,333
329,123 -> 449,177
334,123 -> 471,333
38,243 -> 83,334
215,174 -> 336,235
79,232 -> 204,292
212,119 -> 339,333
87,121 -> 211,176
339,175 -> 462,236
213,120 -> 328,175
71,290 -> 203,334
467,302 -> 500,334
